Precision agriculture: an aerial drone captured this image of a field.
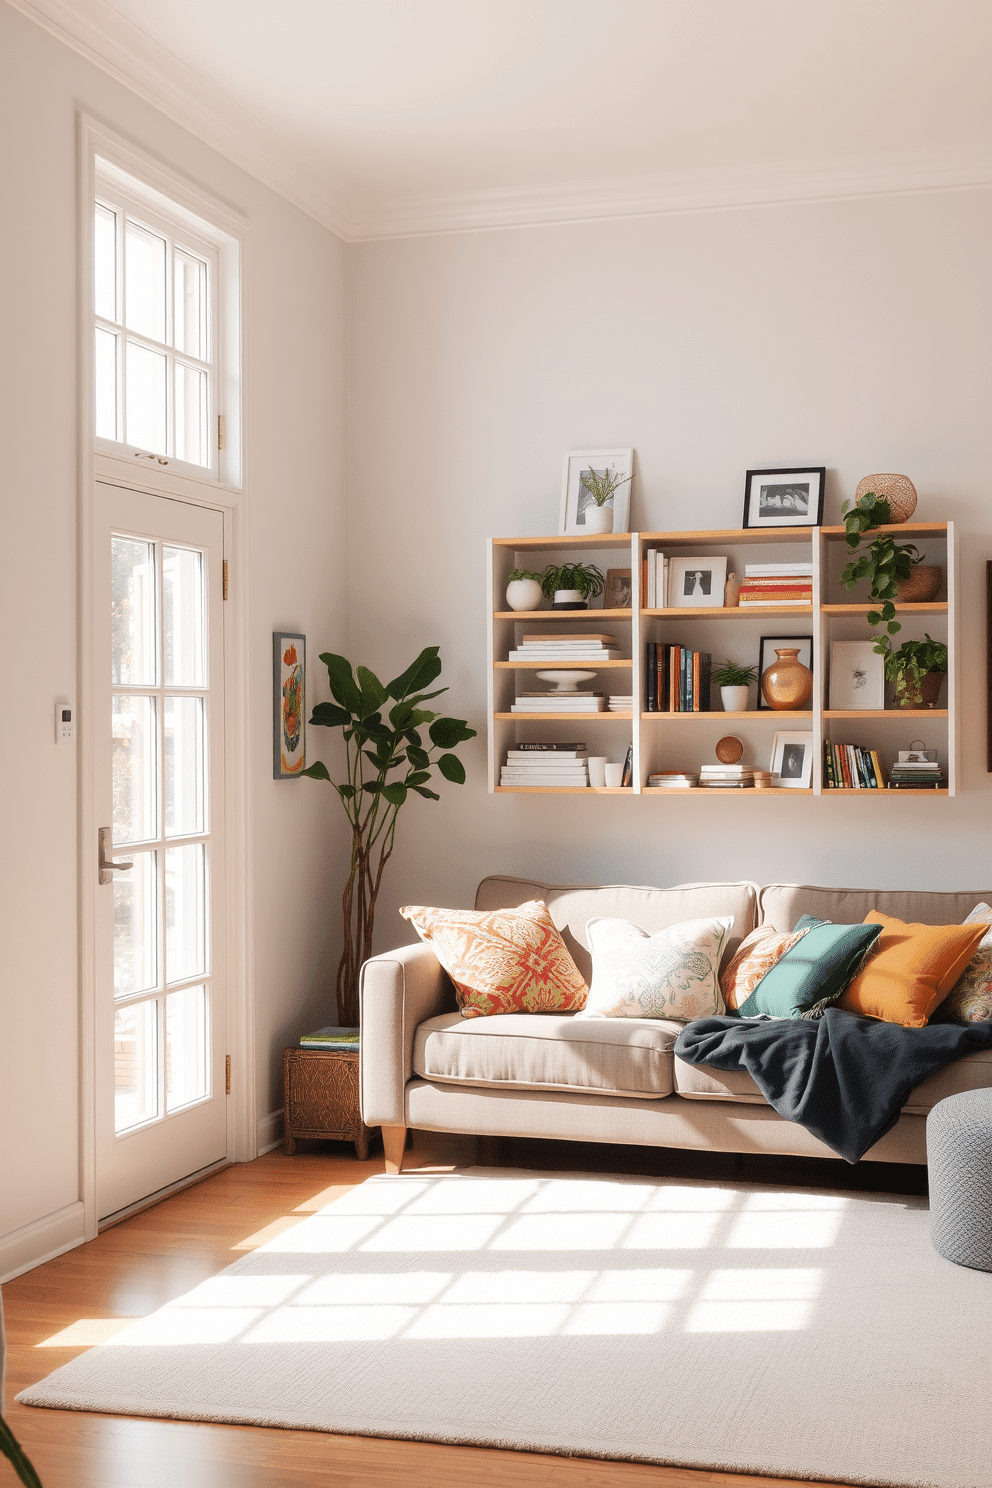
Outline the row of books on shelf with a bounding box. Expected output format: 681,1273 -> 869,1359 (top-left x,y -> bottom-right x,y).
500,743 -> 633,787
507,632 -> 620,662
645,643 -> 711,712
823,742 -> 944,789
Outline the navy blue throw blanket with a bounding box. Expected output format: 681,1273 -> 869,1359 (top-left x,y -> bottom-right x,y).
674,1007 -> 992,1163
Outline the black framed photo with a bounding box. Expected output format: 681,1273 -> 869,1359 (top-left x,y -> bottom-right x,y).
757,635 -> 813,710
273,632 -> 306,778
743,467 -> 825,529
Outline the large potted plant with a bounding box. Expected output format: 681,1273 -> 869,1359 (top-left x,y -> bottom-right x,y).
303,647 -> 476,1024
540,561 -> 605,609
879,634 -> 948,709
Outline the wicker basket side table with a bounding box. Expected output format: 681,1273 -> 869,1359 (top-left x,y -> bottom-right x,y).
282,1046 -> 375,1160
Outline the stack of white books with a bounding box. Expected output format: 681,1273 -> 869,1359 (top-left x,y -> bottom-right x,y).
508,632 -> 621,662
608,694 -> 634,711
500,744 -> 589,787
698,764 -> 754,788
647,771 -> 698,788
511,692 -> 607,712
644,551 -> 670,608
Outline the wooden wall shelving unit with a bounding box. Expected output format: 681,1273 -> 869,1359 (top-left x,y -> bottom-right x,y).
487,523 -> 958,796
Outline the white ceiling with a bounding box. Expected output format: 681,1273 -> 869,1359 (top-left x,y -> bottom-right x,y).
12,0 -> 992,239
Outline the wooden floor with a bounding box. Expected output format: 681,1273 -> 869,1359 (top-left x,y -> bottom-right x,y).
4,1132 -> 926,1488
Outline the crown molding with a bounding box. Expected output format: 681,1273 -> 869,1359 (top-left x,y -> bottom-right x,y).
5,0 -> 354,239
9,0 -> 992,244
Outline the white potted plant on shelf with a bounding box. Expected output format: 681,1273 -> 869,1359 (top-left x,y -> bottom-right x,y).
578,466 -> 633,533
505,568 -> 545,612
540,561 -> 606,610
711,661 -> 759,713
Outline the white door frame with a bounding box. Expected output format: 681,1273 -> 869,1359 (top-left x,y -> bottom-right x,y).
77,114 -> 255,1240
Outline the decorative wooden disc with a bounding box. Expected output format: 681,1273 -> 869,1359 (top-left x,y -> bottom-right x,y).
716,735 -> 744,764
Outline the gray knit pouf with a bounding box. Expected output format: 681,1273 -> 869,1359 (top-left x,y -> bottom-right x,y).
927,1089 -> 992,1271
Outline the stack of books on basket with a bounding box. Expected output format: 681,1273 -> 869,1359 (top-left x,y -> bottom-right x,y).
645,643 -> 712,711
647,771 -> 698,788
824,741 -> 886,789
512,690 -> 606,713
698,763 -> 754,788
737,562 -> 813,607
298,1026 -> 360,1051
888,757 -> 945,789
500,743 -> 588,786
507,633 -> 621,662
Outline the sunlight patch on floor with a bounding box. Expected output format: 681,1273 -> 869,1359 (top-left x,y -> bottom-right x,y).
37,1318 -> 139,1347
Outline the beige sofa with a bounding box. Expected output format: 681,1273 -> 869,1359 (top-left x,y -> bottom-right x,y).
360,875 -> 992,1173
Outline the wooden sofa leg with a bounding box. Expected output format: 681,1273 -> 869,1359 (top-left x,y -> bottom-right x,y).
382,1125 -> 407,1174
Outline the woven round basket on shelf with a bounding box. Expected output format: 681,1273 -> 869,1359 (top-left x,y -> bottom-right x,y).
896,565 -> 943,602
855,473 -> 917,523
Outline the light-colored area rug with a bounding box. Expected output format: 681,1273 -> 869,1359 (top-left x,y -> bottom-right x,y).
19,1169 -> 992,1488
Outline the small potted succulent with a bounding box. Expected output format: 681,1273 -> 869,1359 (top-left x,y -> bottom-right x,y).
505,568 -> 545,612
711,660 -> 759,713
878,634 -> 948,709
540,561 -> 606,610
578,466 -> 633,534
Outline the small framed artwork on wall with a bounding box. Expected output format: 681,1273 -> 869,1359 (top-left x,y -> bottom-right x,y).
743,467 -> 825,529
560,449 -> 633,534
273,632 -> 306,778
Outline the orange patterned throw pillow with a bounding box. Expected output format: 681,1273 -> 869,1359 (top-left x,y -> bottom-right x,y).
400,900 -> 589,1019
720,926 -> 810,1012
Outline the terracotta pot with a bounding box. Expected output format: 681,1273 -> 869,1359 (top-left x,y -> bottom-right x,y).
761,647 -> 813,710
896,565 -> 943,603
855,473 -> 917,524
895,669 -> 945,709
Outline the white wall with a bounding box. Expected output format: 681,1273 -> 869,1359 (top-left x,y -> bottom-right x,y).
347,189 -> 992,944
0,3 -> 348,1263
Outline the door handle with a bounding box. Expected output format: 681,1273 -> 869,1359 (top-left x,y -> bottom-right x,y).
99,827 -> 134,885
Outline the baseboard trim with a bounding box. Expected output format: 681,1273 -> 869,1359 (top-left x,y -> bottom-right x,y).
257,1108 -> 283,1155
0,1201 -> 86,1284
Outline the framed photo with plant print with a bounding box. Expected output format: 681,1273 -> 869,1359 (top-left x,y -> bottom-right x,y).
743,467 -> 825,529
757,634 -> 813,709
770,730 -> 814,789
560,448 -> 633,534
273,632 -> 306,778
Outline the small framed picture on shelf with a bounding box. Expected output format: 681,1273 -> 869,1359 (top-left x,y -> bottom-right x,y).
742,467 -> 825,529
668,555 -> 728,608
560,448 -> 633,534
757,634 -> 813,710
273,632 -> 306,779
770,730 -> 813,789
605,568 -> 632,609
829,640 -> 884,710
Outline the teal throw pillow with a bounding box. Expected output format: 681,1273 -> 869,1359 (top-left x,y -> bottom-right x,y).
736,920 -> 882,1020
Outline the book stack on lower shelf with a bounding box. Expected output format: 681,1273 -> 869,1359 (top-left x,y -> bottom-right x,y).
645,643 -> 711,711
699,763 -> 754,789
507,632 -> 621,662
608,692 -> 634,712
512,690 -> 605,713
298,1025 -> 360,1051
888,758 -> 945,790
738,561 -> 813,607
647,771 -> 699,788
500,743 -> 589,787
824,742 -> 885,789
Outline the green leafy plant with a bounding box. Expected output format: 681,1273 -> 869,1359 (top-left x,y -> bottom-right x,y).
710,661 -> 759,688
1,1416 -> 44,1488
539,562 -> 605,601
507,568 -> 544,584
840,490 -> 924,640
578,466 -> 633,507
302,648 -> 476,1023
880,634 -> 948,708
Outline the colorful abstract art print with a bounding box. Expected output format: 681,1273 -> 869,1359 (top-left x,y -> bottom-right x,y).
273,632 -> 306,778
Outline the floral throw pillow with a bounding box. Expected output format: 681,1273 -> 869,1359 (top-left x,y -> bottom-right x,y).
578,916 -> 733,1021
400,900 -> 588,1019
720,926 -> 809,1013
939,903 -> 992,1023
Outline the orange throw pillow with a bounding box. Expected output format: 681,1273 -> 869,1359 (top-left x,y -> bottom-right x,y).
837,912 -> 987,1027
400,900 -> 589,1019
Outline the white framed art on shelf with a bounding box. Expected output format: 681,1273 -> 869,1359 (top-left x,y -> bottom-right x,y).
829,641 -> 884,710
560,448 -> 633,534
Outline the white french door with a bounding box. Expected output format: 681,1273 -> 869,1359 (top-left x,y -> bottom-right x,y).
94,482 -> 228,1220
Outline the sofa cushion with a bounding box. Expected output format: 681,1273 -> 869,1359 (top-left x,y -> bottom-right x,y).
413,1010 -> 681,1099
759,884 -> 992,934
721,926 -> 806,1013
580,915 -> 732,1021
736,919 -> 882,1021
940,903 -> 992,1023
837,913 -> 986,1028
673,1047 -> 992,1116
474,876 -> 759,986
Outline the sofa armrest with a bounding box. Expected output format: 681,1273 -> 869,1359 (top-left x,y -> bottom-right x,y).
360,941 -> 451,1126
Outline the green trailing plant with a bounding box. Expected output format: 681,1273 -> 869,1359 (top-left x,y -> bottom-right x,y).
302,647 -> 476,1024
840,490 -> 924,641
710,661 -> 759,688
506,568 -> 544,584
881,634 -> 948,708
578,466 -> 633,507
1,1416 -> 44,1488
540,562 -> 606,602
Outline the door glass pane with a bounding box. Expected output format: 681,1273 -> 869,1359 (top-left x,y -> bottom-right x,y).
125,221 -> 167,342
163,546 -> 205,686
111,537 -> 156,685
174,252 -> 206,360
125,342 -> 168,455
113,695 -> 157,844
115,999 -> 158,1132
165,696 -> 205,838
95,328 -> 118,441
175,363 -> 208,468
114,851 -> 158,998
167,985 -> 209,1111
165,843 -> 206,984
95,204 -> 117,321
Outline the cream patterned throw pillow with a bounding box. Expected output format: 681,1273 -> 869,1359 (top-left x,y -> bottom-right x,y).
578,916 -> 732,1021
939,903 -> 992,1023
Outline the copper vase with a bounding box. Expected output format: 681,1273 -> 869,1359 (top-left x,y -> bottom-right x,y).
761,648 -> 813,710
